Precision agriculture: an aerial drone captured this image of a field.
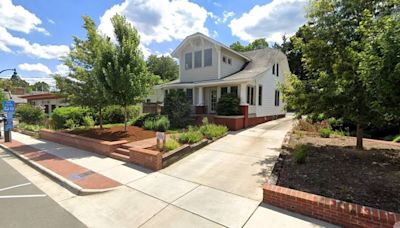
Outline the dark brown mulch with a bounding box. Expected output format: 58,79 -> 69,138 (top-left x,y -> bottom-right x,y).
69,126 -> 156,142
276,132 -> 400,213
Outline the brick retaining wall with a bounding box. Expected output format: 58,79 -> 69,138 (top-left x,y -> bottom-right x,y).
129,147 -> 162,170
39,129 -> 128,156
263,183 -> 400,228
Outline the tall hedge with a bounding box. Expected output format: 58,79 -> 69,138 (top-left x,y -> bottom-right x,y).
216,93 -> 241,116
101,105 -> 141,124
15,104 -> 44,124
50,107 -> 91,129
163,90 -> 192,128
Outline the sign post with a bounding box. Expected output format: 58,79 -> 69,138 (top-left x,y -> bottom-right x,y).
2,100 -> 15,142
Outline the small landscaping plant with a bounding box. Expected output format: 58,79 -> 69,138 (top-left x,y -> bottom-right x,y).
133,113 -> 160,127
164,138 -> 180,151
319,128 -> 332,138
293,144 -> 308,164
17,123 -> 44,132
82,116 -> 95,128
102,105 -> 141,124
142,116 -> 170,132
15,104 -> 44,124
178,128 -> 203,144
51,106 -> 91,129
64,119 -> 78,130
216,93 -> 241,116
199,124 -> 228,140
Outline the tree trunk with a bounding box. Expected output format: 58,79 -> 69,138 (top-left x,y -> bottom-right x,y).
99,107 -> 103,129
124,105 -> 128,132
356,123 -> 363,150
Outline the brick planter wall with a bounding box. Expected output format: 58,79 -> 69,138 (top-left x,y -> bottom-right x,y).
263,183 -> 400,228
39,129 -> 128,156
129,147 -> 162,170
214,116 -> 244,131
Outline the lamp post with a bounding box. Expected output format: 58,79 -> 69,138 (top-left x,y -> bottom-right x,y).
0,68 -> 18,142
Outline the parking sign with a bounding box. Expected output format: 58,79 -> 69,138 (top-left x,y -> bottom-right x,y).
2,100 -> 15,112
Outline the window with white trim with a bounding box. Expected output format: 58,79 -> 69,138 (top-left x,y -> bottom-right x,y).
258,85 -> 262,106
274,90 -> 280,106
247,86 -> 255,105
276,63 -> 279,76
194,51 -> 202,68
185,52 -> 192,70
204,48 -> 212,67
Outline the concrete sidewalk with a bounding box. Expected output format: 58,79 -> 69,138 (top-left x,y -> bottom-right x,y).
2,119 -> 338,227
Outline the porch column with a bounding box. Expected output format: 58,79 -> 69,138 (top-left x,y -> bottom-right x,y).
239,83 -> 249,128
195,87 -> 206,114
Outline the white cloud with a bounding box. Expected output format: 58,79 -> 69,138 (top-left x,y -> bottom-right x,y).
208,11 -> 235,25
0,27 -> 69,59
229,0 -> 308,43
18,63 -> 52,74
55,64 -> 69,76
0,0 -> 48,35
48,19 -> 55,24
212,30 -> 218,38
98,0 -> 209,47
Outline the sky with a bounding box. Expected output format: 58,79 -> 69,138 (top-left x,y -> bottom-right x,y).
0,0 -> 308,86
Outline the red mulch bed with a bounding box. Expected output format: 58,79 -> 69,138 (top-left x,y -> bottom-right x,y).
69,126 -> 156,142
275,131 -> 400,213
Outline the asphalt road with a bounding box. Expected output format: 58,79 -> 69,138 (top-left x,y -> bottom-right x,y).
0,150 -> 86,228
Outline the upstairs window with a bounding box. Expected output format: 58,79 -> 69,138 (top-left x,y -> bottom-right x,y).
222,56 -> 227,63
194,51 -> 202,68
204,48 -> 212,67
274,90 -> 280,106
258,85 -> 263,106
185,52 -> 192,70
276,63 -> 279,76
228,58 -> 232,65
272,64 -> 275,75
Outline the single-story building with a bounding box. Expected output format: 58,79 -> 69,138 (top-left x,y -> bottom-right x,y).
145,32 -> 289,130
19,92 -> 67,115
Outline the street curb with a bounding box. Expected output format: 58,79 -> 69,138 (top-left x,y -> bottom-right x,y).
0,143 -> 120,196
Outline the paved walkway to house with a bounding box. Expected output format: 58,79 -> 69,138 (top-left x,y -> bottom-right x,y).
1,119 -> 338,227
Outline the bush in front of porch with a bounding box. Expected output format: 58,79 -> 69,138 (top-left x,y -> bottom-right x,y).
163,89 -> 192,128
216,93 -> 241,116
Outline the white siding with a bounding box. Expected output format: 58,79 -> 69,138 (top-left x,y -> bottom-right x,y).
220,49 -> 246,77
255,58 -> 289,117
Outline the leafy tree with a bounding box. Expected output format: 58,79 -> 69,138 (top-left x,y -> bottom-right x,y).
97,14 -> 156,131
281,0 -> 399,149
146,55 -> 178,82
163,90 -> 192,128
54,16 -> 109,128
230,38 -> 269,52
0,89 -> 6,110
31,81 -> 50,92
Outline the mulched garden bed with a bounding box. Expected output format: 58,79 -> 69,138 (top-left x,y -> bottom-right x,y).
69,126 -> 156,142
275,132 -> 400,213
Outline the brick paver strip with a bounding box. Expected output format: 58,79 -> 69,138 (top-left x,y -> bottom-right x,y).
4,140 -> 121,190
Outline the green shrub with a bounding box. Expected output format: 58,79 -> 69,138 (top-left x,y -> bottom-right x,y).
393,135 -> 400,143
133,113 -> 160,127
142,116 -> 170,132
101,105 -> 141,124
202,117 -> 209,125
178,130 -> 203,144
15,104 -> 44,124
319,128 -> 332,138
17,123 -> 44,132
163,90 -> 192,128
143,119 -> 155,130
64,119 -> 78,129
50,107 -> 91,129
164,138 -> 180,151
82,116 -> 95,128
293,144 -> 307,164
216,93 -> 241,116
199,124 -> 228,140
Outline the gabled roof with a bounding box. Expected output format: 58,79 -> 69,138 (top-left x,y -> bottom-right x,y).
171,32 -> 251,61
19,92 -> 61,101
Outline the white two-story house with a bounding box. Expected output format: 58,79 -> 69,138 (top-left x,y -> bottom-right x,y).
147,32 -> 288,130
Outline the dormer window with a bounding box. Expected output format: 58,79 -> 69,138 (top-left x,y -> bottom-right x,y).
276,63 -> 279,76
185,52 -> 192,70
272,64 -> 275,75
228,58 -> 232,65
222,56 -> 226,63
204,48 -> 212,67
194,50 -> 202,68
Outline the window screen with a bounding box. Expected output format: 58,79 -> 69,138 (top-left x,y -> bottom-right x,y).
230,86 -> 238,96
221,87 -> 228,96
185,52 -> 192,69
194,51 -> 202,68
204,48 -> 212,67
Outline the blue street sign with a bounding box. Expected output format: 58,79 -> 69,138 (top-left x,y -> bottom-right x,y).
5,112 -> 13,131
2,100 -> 15,112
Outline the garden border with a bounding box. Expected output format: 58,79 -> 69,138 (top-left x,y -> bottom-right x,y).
263,183 -> 400,228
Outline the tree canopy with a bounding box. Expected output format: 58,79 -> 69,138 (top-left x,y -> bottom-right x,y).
97,14 -> 157,130
55,16 -> 109,128
31,81 -> 50,92
230,38 -> 269,52
281,0 -> 399,149
146,55 -> 178,83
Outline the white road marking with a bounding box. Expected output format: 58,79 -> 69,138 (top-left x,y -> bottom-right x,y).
0,194 -> 47,199
0,183 -> 31,192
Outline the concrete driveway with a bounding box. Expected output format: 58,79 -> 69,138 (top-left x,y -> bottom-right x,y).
160,115 -> 294,201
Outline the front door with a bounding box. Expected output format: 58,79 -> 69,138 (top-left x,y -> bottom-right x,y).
209,88 -> 217,113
